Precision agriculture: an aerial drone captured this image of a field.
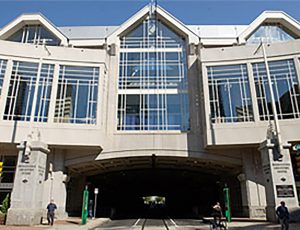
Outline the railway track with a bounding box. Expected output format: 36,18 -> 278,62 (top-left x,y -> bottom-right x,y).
94,218 -> 208,230
140,218 -> 175,230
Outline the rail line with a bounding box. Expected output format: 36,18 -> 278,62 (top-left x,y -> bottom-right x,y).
140,218 -> 176,230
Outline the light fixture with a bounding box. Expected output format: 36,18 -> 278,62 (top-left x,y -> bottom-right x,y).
148,22 -> 156,35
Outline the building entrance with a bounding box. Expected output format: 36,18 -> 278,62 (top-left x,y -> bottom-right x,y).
67,168 -> 241,219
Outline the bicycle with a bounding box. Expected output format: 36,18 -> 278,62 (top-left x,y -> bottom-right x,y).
209,218 -> 228,230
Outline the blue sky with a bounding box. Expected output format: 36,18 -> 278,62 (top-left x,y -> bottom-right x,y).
0,0 -> 300,27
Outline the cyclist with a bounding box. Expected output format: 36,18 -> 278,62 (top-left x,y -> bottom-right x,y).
211,202 -> 223,229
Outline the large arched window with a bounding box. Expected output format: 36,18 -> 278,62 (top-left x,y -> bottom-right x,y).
7,25 -> 61,46
247,23 -> 296,44
118,17 -> 189,131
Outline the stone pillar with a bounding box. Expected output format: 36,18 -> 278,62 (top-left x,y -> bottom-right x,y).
239,150 -> 266,218
6,140 -> 49,225
259,139 -> 299,221
42,149 -> 68,219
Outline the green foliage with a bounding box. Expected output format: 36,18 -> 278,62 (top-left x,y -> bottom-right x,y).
1,194 -> 9,214
143,196 -> 166,204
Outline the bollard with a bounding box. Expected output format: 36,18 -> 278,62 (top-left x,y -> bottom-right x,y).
81,186 -> 89,225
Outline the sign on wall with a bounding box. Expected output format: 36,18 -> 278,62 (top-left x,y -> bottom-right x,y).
276,185 -> 295,198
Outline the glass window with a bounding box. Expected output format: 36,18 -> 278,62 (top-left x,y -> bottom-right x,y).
118,17 -> 189,131
34,64 -> 55,122
119,51 -> 185,90
4,61 -> 39,121
55,65 -> 99,124
247,23 -> 295,44
3,61 -> 54,122
7,25 -> 61,46
121,19 -> 185,49
0,59 -> 7,97
253,59 -> 300,120
208,64 -> 253,123
118,94 -> 189,130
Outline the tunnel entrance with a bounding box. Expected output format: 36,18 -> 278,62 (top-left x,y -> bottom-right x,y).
85,168 -> 226,219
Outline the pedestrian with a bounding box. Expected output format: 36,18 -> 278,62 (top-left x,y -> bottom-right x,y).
46,199 -> 57,226
211,202 -> 222,229
276,201 -> 289,230
88,200 -> 93,218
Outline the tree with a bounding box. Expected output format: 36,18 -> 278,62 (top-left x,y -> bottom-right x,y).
1,194 -> 9,214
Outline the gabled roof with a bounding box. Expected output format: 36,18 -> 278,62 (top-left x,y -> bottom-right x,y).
238,11 -> 300,44
107,4 -> 199,44
0,13 -> 68,46
1,10 -> 300,47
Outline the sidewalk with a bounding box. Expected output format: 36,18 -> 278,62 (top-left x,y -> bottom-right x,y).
47,218 -> 109,230
0,218 -> 110,230
228,221 -> 300,229
0,218 -> 299,230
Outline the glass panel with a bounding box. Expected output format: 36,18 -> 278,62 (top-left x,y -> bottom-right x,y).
121,19 -> 185,48
253,59 -> 300,120
4,61 -> 39,121
247,23 -> 295,44
118,94 -> 188,130
39,26 -> 60,46
118,17 -> 189,131
26,26 -> 37,44
7,29 -> 23,42
119,51 -> 185,89
34,64 -> 55,122
0,59 -> 8,97
7,25 -> 61,46
55,65 -> 99,124
208,64 -> 253,123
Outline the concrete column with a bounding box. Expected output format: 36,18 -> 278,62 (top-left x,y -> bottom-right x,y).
239,150 -> 266,218
6,140 -> 49,225
259,139 -> 299,221
42,149 -> 68,219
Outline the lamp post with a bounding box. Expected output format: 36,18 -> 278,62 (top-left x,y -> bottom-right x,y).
256,40 -> 283,160
93,188 -> 99,219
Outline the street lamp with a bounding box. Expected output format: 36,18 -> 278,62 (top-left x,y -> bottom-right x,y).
93,188 -> 99,219
255,40 -> 283,160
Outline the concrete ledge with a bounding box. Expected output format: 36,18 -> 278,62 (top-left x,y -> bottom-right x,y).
242,206 -> 266,218
6,208 -> 43,226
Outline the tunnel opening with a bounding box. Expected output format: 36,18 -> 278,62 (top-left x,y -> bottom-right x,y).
84,168 -> 227,219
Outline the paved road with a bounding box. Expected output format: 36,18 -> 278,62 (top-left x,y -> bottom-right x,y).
94,218 -> 210,230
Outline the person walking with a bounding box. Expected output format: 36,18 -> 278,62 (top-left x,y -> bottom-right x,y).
276,201 -> 289,230
46,199 -> 57,226
88,200 -> 93,218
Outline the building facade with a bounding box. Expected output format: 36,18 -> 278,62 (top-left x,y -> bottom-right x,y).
0,4 -> 299,225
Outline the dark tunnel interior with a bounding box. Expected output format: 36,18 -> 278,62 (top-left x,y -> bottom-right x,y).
84,169 -> 227,219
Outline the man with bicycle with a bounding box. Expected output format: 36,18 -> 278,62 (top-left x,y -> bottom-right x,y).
212,202 -> 222,229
